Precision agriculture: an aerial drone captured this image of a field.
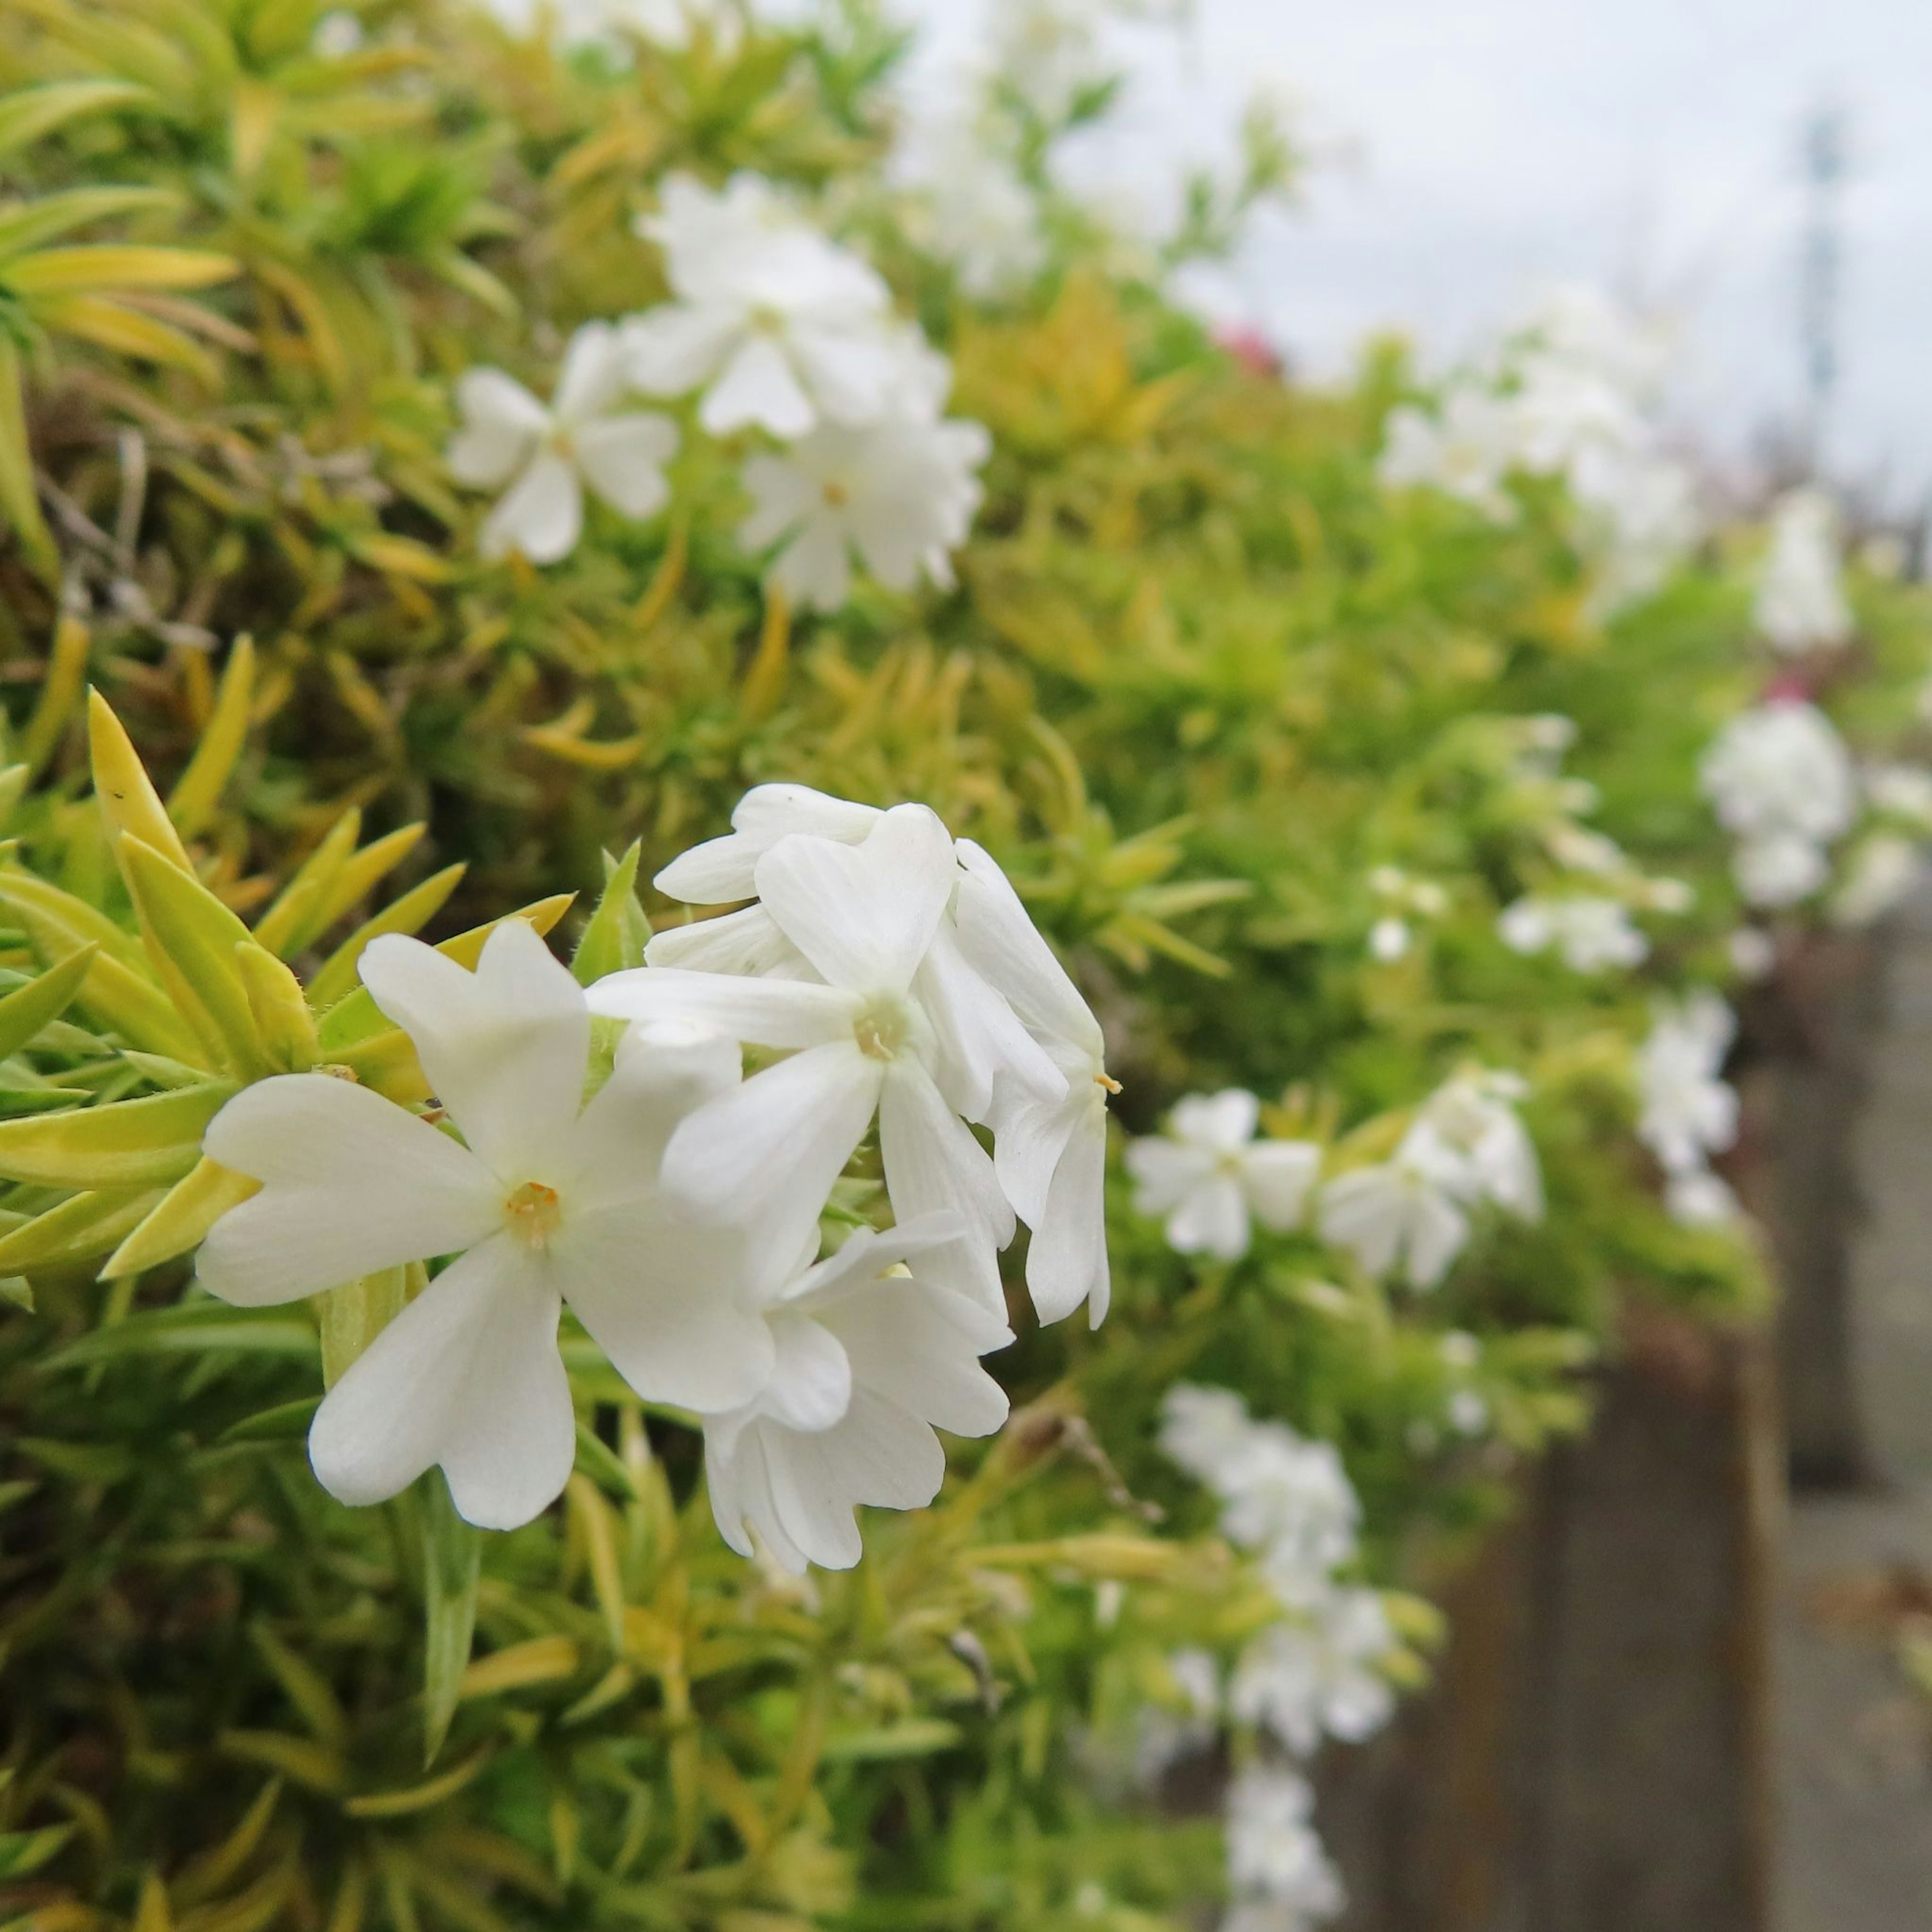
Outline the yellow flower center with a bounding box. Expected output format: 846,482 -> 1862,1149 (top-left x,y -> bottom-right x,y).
852,996 -> 908,1063
503,1179 -> 564,1247
821,478 -> 852,509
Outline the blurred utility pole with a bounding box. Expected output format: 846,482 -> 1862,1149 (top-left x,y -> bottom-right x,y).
1799,103 -> 1849,477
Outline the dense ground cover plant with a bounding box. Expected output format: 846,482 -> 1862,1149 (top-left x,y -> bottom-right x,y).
0,3 -> 1929,1929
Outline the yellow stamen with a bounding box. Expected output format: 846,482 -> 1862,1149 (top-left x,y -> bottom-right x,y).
1095,1072 -> 1122,1095
503,1179 -> 563,1246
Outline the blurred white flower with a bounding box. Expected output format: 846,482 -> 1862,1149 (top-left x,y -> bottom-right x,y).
1701,701 -> 1857,908
1224,1766 -> 1346,1927
1231,1587 -> 1397,1757
1636,993 -> 1737,1177
1729,926 -> 1778,981
626,173 -> 895,439
1318,1153 -> 1470,1292
738,410 -> 992,611
199,924 -> 773,1531
985,0 -> 1118,124
703,1216 -> 1011,1572
1864,763 -> 1932,828
1498,893 -> 1648,973
448,323 -> 678,564
902,120 -> 1045,298
1377,385 -> 1517,521
1665,1166 -> 1741,1229
1756,487 -> 1852,657
1125,1089 -> 1322,1262
1158,1383 -> 1259,1487
1401,1070 -> 1543,1221
591,806 -> 1044,1316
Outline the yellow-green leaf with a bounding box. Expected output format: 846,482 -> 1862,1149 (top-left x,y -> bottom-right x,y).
0,945 -> 96,1062
0,187 -> 179,264
91,690 -> 193,875
167,635 -> 255,836
0,80 -> 150,156
304,862 -> 465,1011
0,1187 -> 164,1274
318,1264 -> 408,1389
101,1154 -> 258,1279
571,844 -> 650,987
0,1082 -> 233,1190
252,809 -> 362,958
11,245 -> 237,295
234,942 -> 317,1071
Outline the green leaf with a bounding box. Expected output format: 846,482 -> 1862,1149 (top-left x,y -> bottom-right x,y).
571,844 -> 651,987
42,1299 -> 317,1372
0,945 -> 97,1062
422,1474 -> 483,1768
252,809 -> 363,958
0,1082 -> 233,1189
0,1821 -> 75,1878
91,689 -> 194,875
102,1153 -> 259,1279
167,634 -> 255,837
319,1264 -> 410,1388
304,862 -> 466,1011
219,1397 -> 321,1443
234,941 -> 318,1071
819,1720 -> 964,1761
121,836 -> 274,1078
0,1187 -> 163,1273
0,80 -> 150,156
0,186 -> 179,262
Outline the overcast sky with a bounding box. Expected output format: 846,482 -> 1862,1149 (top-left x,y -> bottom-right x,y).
900,0 -> 1932,505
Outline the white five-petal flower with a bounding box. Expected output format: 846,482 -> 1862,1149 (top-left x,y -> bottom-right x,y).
703,1215 -> 1012,1571
448,321 -> 679,565
198,922 -> 773,1531
1318,1151 -> 1471,1293
624,173 -> 897,440
1125,1090 -> 1321,1263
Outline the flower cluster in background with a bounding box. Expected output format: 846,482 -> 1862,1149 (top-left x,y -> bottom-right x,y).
1636,993 -> 1742,1228
449,173 -> 991,610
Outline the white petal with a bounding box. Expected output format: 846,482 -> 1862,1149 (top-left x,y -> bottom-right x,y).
307,1238 -> 575,1531
562,1023 -> 741,1210
706,1424 -> 807,1570
449,369 -> 546,488
952,840 -> 1101,1052
754,803 -> 956,995
738,452 -> 818,553
199,1074 -> 499,1306
1166,1174 -> 1251,1261
762,1389 -> 946,1570
1123,1137 -> 1217,1216
877,1056 -> 1013,1316
788,321 -> 892,423
914,923 -> 1067,1124
771,520 -> 852,612
653,784 -> 880,905
480,452 -> 583,565
758,1312 -> 853,1433
662,1041 -> 882,1235
991,1079 -> 1081,1230
573,412 -> 678,519
702,334 -> 817,439
821,1279 -> 1011,1436
552,319 -> 633,422
587,966 -> 854,1048
1318,1171 -> 1403,1276
644,906 -> 812,977
557,1204 -> 775,1412
1171,1089 -> 1260,1153
1026,1101 -> 1111,1327
623,303 -> 735,396
1241,1141 -> 1322,1233
360,923 -> 589,1182
1405,1192 -> 1470,1290
783,1212 -> 965,1304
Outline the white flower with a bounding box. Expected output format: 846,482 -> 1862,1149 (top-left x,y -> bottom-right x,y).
1733,831 -> 1829,909
1124,1090 -> 1321,1263
1507,356 -> 1645,476
902,122 -> 1045,299
1756,487 -> 1852,656
590,806 -> 1055,1319
702,1215 -> 1011,1572
1401,1071 -> 1543,1221
1377,386 -> 1517,521
197,923 -> 774,1531
1498,894 -> 1649,973
1517,283 -> 1675,399
739,411 -> 991,612
1318,1153 -> 1470,1293
1701,700 -> 1857,849
448,322 -> 679,565
1864,763 -> 1932,828
985,0 -> 1117,124
1636,994 -> 1738,1177
1666,1166 -> 1740,1229
624,173 -> 897,439
1230,1588 -> 1397,1757
1832,833 -> 1922,927
644,786 -> 1114,1326
1158,1383 -> 1260,1487
1224,1766 -> 1346,1924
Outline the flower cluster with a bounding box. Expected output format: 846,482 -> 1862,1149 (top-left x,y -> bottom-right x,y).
1498,892 -> 1650,973
1319,1070 -> 1542,1292
1365,865 -> 1448,962
1755,487 -> 1853,658
449,174 -> 991,610
1635,993 -> 1741,1228
199,786 -> 1113,1559
1699,699 -> 1858,909
1159,1385 -> 1402,1932
1378,284 -> 1700,610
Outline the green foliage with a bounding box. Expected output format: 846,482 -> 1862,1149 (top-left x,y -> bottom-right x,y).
0,3 -> 1925,1929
